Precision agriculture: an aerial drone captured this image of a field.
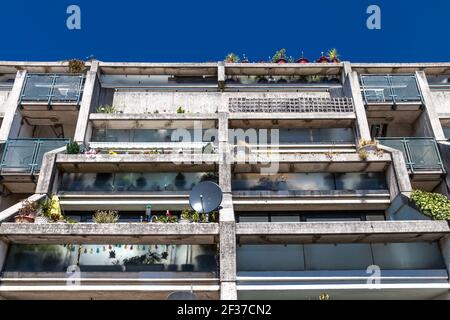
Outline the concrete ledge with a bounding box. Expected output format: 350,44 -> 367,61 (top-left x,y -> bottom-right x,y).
56,154 -> 219,164
0,222 -> 219,244
236,221 -> 450,244
89,113 -> 219,121
228,112 -> 355,120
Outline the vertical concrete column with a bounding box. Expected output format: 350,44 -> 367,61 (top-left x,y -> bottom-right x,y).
0,240 -> 8,272
0,70 -> 27,143
219,193 -> 237,300
415,71 -> 446,141
439,236 -> 450,284
342,62 -> 371,141
74,60 -> 99,144
218,62 -> 225,90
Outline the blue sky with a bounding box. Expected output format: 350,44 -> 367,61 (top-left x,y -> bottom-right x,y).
0,0 -> 449,63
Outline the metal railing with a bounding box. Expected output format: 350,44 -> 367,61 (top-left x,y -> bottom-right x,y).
229,97 -> 354,113
360,74 -> 423,104
376,137 -> 444,173
20,74 -> 85,104
0,138 -> 69,175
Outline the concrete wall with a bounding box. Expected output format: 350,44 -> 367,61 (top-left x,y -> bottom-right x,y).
111,91 -> 329,114
431,91 -> 450,115
0,91 -> 10,115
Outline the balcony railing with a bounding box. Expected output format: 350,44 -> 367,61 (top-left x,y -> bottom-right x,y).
229,97 -> 354,113
376,137 -> 444,173
20,74 -> 84,104
0,139 -> 69,175
360,74 -> 422,104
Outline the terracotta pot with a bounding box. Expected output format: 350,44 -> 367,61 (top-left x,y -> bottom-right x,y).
316,56 -> 330,63
296,58 -> 310,64
15,215 -> 35,223
275,58 -> 288,64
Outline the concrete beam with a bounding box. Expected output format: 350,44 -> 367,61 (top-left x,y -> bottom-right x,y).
439,236 -> 450,282
74,61 -> 99,144
342,62 -> 371,141
236,221 -> 450,244
416,71 -> 446,141
220,282 -> 237,300
0,223 -> 219,245
0,240 -> 7,273
219,194 -> 236,283
0,70 -> 27,143
35,146 -> 67,194
0,194 -> 46,223
378,145 -> 413,197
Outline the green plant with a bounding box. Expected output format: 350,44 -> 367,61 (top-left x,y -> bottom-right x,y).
180,209 -> 218,223
152,214 -> 178,223
225,53 -> 240,63
123,250 -> 168,265
66,140 -> 81,154
411,190 -> 450,220
93,210 -> 120,223
96,105 -> 118,114
176,106 -> 186,114
327,49 -> 340,62
68,59 -> 85,73
271,48 -> 289,62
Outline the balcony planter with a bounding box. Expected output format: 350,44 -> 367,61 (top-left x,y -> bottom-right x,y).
14,215 -> 35,223
181,264 -> 195,272
125,264 -> 165,272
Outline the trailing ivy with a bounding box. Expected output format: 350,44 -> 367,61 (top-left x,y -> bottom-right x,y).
411,190 -> 450,220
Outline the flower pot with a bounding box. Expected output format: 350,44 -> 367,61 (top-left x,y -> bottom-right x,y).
181,264 -> 195,272
275,58 -> 288,64
167,264 -> 179,272
331,58 -> 340,63
125,264 -> 165,272
14,216 -> 35,223
316,56 -> 330,63
296,58 -> 309,64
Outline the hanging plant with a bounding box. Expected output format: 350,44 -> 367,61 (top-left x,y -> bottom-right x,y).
411,190 -> 450,220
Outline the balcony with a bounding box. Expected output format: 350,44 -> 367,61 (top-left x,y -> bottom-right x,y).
0,243 -> 219,300
229,97 -> 354,114
377,137 -> 444,190
360,75 -> 423,111
236,241 -> 449,300
0,139 -> 69,193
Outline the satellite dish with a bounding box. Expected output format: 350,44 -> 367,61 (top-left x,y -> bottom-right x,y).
189,181 -> 223,213
167,291 -> 198,300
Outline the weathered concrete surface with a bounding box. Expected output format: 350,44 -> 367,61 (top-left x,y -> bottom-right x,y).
0,70 -> 26,143
74,61 -> 99,143
220,282 -> 237,300
416,71 -> 446,141
219,194 -> 236,283
378,145 -> 413,197
342,62 -> 371,140
236,221 -> 450,244
0,222 -> 219,245
35,146 -> 67,194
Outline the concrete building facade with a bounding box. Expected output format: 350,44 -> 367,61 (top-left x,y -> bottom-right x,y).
0,60 -> 449,300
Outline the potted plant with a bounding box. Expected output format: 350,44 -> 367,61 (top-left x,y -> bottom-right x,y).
327,48 -> 341,63
316,52 -> 330,63
152,210 -> 178,223
93,210 -> 120,223
14,200 -> 38,223
224,53 -> 240,63
296,51 -> 310,64
241,54 -> 249,63
35,198 -> 52,223
123,250 -> 168,272
180,209 -> 194,223
271,48 -> 289,64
